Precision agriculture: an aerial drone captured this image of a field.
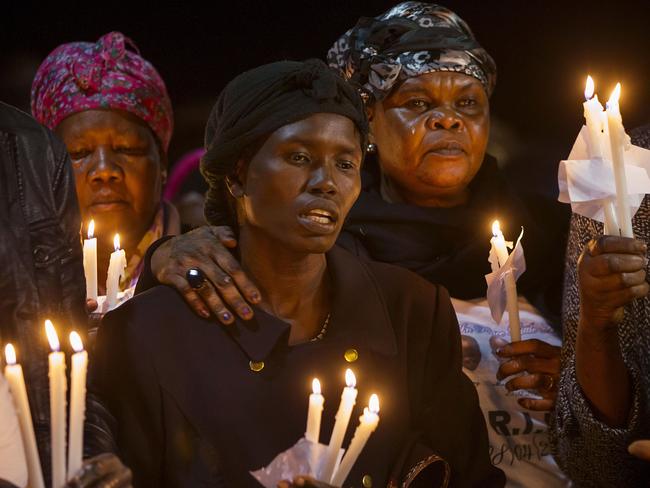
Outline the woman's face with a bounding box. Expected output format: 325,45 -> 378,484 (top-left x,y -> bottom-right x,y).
56,109 -> 165,248
370,71 -> 490,206
236,113 -> 362,254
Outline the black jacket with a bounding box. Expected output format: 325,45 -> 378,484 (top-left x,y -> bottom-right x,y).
93,246 -> 504,487
0,102 -> 115,484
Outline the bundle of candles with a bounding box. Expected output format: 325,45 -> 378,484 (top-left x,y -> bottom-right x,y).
305,369 -> 380,486
582,77 -> 634,237
83,220 -> 127,311
3,320 -> 88,488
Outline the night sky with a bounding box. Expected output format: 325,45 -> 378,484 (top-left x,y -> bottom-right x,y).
4,0 -> 650,193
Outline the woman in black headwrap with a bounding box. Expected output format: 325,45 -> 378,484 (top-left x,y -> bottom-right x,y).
92,59 -> 503,487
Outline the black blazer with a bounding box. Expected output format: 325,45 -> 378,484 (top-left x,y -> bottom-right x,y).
92,246 -> 504,487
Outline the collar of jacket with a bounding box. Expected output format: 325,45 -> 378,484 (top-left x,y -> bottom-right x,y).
226,245 -> 398,363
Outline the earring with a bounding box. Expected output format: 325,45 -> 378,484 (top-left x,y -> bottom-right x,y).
367,143 -> 377,153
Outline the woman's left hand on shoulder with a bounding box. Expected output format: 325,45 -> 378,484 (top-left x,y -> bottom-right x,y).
277,476 -> 335,488
494,339 -> 560,411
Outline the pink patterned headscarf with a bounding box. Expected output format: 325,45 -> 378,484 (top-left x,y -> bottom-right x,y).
31,31 -> 173,152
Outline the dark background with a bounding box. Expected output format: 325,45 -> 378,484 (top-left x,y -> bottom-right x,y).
3,0 -> 650,195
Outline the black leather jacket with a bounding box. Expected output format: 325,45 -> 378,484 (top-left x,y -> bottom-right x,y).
0,102 -> 115,485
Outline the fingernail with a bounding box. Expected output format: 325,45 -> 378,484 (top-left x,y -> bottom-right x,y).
222,312 -> 232,322
200,309 -> 210,318
250,292 -> 261,303
242,307 -> 252,316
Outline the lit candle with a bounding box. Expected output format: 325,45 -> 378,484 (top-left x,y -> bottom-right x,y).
606,83 -> 634,238
321,369 -> 357,482
3,344 -> 45,488
490,221 -> 521,342
306,378 -> 324,477
306,378 -> 324,443
331,394 -> 380,487
106,234 -> 127,311
83,220 -> 98,302
45,320 -> 67,488
583,75 -> 605,160
582,76 -> 618,234
67,332 -> 87,480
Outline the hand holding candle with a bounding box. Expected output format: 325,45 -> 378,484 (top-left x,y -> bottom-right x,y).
321,369 -> 357,482
67,331 -> 88,480
46,320 -> 67,488
106,234 -> 127,311
83,220 -> 98,302
4,344 -> 45,488
331,394 -> 380,487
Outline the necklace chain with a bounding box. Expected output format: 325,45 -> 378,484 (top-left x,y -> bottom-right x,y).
310,313 -> 330,342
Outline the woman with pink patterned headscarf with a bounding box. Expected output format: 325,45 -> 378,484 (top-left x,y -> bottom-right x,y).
31,31 -> 180,298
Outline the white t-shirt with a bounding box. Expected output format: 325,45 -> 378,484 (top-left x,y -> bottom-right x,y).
452,297 -> 570,488
0,373 -> 27,487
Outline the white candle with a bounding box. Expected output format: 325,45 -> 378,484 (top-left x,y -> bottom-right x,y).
321,369 -> 357,482
606,83 -> 634,238
306,378 -> 324,443
106,234 -> 127,311
83,220 -> 98,302
45,320 -> 67,488
331,394 -> 380,487
306,378 -> 324,477
583,75 -> 605,160
67,332 -> 87,480
4,344 -> 45,488
490,221 -> 521,342
582,76 -> 618,234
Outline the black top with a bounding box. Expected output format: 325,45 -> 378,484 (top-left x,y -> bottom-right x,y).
92,246 -> 504,487
338,155 -> 567,327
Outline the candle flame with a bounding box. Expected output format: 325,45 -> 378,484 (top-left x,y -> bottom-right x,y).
45,319 -> 60,352
492,220 -> 502,237
113,233 -> 120,251
4,344 -> 16,365
345,368 -> 356,388
369,393 -> 380,414
607,82 -> 622,109
69,331 -> 84,353
585,75 -> 595,100
312,378 -> 321,395
88,220 -> 95,239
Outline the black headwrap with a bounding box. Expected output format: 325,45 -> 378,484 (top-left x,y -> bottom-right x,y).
201,59 -> 368,226
327,1 -> 497,102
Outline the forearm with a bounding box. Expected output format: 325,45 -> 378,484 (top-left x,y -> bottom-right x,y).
575,321 -> 632,427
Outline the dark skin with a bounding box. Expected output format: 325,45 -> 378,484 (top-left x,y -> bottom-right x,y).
229,113 -> 362,343
56,109 -> 165,294
150,72 -> 559,410
368,71 -> 489,207
575,236 -> 649,427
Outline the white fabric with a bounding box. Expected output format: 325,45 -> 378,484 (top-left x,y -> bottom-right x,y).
452,297 -> 571,488
0,373 -> 28,487
558,125 -> 650,222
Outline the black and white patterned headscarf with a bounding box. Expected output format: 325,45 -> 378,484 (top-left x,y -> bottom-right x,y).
327,2 -> 497,102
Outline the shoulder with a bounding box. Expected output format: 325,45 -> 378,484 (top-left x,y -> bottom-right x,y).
363,256 -> 451,308
101,285 -> 192,344
0,101 -> 69,175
